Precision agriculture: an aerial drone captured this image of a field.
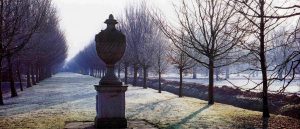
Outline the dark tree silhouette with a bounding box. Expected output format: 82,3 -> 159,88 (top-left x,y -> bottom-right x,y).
231,0 -> 300,118
0,0 -> 67,105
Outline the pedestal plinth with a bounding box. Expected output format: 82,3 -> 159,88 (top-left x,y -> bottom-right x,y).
94,85 -> 128,128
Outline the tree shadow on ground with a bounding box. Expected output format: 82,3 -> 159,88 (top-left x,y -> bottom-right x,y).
233,115 -> 270,129
262,117 -> 269,129
127,97 -> 178,118
0,91 -> 96,116
165,104 -> 211,129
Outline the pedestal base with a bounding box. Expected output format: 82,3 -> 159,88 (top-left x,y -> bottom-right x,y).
94,117 -> 127,128
94,85 -> 128,128
64,120 -> 158,129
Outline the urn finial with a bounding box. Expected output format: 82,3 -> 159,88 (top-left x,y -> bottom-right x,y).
104,14 -> 118,26
109,14 -> 113,19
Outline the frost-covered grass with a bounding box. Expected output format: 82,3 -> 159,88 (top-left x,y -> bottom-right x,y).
0,73 -> 96,129
0,72 -> 299,129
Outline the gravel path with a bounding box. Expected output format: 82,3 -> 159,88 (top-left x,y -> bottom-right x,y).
0,72 -> 299,129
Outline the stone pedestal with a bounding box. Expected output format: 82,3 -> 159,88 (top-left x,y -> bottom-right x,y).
94,85 -> 128,128
94,14 -> 127,128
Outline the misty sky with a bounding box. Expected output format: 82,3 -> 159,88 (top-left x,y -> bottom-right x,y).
52,0 -> 299,61
52,0 -> 174,61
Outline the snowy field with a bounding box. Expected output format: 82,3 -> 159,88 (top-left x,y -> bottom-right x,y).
0,72 -> 299,129
122,72 -> 299,93
118,72 -> 300,93
164,78 -> 300,94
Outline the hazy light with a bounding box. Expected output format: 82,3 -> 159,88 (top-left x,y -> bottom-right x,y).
52,0 -> 174,61
52,0 -> 298,62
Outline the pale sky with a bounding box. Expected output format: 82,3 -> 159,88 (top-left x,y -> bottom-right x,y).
52,0 -> 174,61
52,0 -> 299,61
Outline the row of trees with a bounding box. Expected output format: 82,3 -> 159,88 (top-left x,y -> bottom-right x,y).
65,41 -> 105,77
67,2 -> 169,91
0,0 -> 68,105
154,0 -> 300,118
68,0 -> 300,118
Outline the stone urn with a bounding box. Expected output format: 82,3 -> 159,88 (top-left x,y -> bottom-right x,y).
95,14 -> 126,85
94,14 -> 128,128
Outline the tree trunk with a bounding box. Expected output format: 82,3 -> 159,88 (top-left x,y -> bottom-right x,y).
95,69 -> 97,77
138,68 -> 143,78
278,69 -> 283,80
0,82 -> 2,105
92,69 -> 94,76
143,67 -> 147,89
99,69 -> 101,77
45,67 -> 48,78
158,71 -> 161,93
259,1 -> 270,118
261,41 -> 270,118
96,69 -> 99,78
118,64 -> 121,78
102,68 -> 105,77
179,68 -> 183,97
98,69 -> 101,78
193,66 -> 197,79
43,67 -> 46,80
225,66 -> 229,79
0,2 -> 4,105
100,69 -> 102,77
17,66 -> 23,91
35,66 -> 39,83
0,59 -> 4,105
31,65 -> 36,85
26,66 -> 31,88
7,55 -> 17,97
38,67 -> 43,81
124,63 -> 128,84
208,59 -> 214,104
133,64 -> 138,86
215,67 -> 220,81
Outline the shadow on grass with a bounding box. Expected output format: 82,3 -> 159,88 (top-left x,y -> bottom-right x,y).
262,117 -> 269,129
165,104 -> 211,129
127,97 -> 177,118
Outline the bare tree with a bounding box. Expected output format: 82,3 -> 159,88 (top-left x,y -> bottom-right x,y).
121,2 -> 159,87
138,15 -> 157,89
117,18 -> 131,84
123,3 -> 146,86
153,0 -> 249,104
153,35 -> 169,93
168,33 -> 195,97
268,28 -> 292,79
230,0 -> 300,118
0,0 -> 67,105
0,0 -> 52,102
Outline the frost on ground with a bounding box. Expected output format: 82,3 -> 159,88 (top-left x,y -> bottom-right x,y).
0,72 -> 299,129
122,73 -> 300,93
165,77 -> 300,94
